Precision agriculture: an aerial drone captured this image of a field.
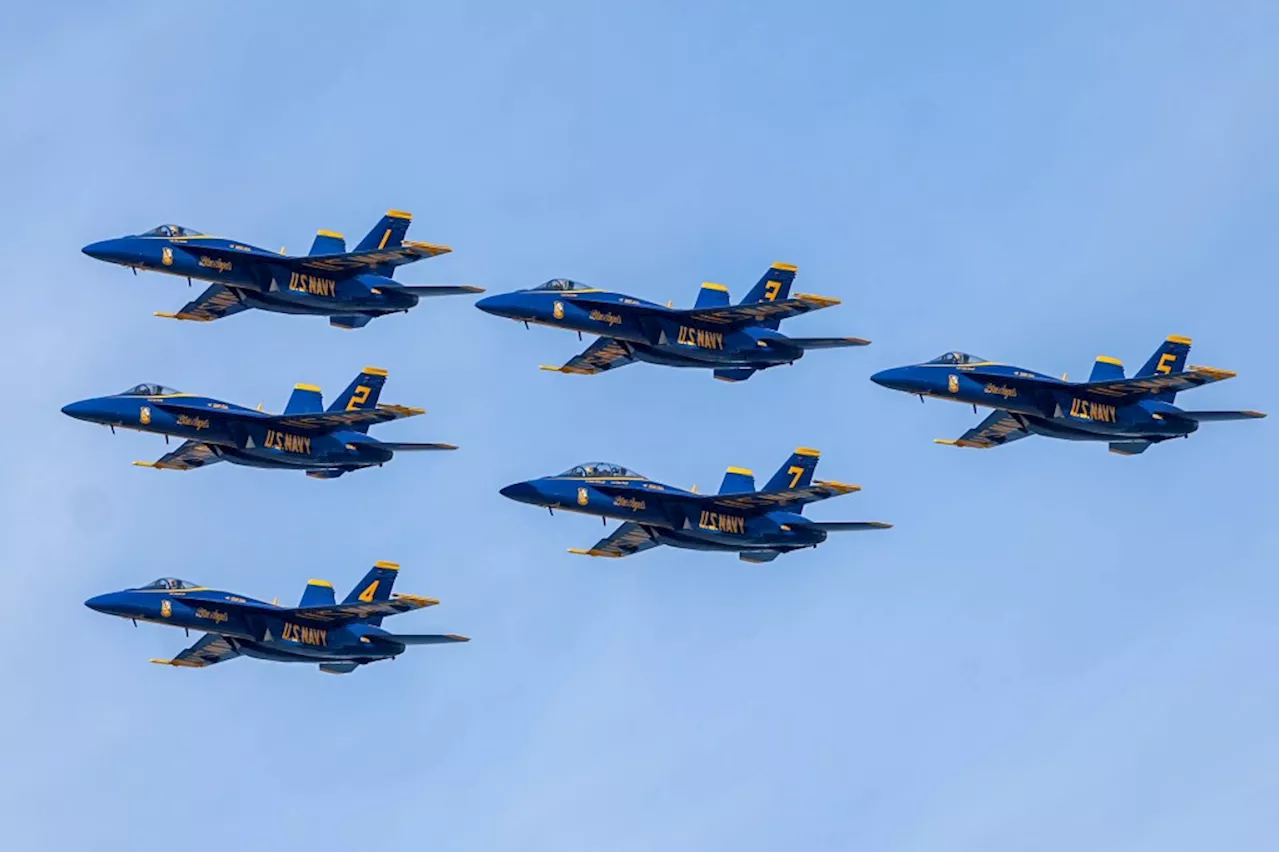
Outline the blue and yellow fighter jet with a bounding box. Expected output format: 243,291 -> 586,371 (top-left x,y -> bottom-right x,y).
86,562 -> 469,674
871,336 -> 1266,455
61,367 -> 455,477
500,449 -> 891,562
82,210 -> 482,329
475,263 -> 869,381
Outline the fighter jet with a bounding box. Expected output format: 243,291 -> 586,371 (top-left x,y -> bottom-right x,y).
871,336 -> 1266,454
82,210 -> 481,328
475,263 -> 868,382
61,367 -> 455,477
85,561 -> 468,674
500,448 -> 890,562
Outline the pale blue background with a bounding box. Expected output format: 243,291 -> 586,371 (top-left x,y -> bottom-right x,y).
1,2 -> 1275,850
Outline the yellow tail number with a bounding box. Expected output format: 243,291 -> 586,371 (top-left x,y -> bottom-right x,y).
346,385 -> 371,411
357,581 -> 379,603
764,279 -> 782,301
787,466 -> 804,488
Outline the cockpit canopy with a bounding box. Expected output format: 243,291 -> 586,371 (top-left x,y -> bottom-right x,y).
139,578 -> 201,590
928,352 -> 986,365
122,383 -> 180,396
140,224 -> 203,238
534,279 -> 591,291
560,462 -> 644,478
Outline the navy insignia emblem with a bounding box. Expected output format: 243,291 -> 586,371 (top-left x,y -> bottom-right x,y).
577,487 -> 589,506
948,374 -> 959,393
161,247 -> 174,266
553,300 -> 565,320
160,599 -> 172,618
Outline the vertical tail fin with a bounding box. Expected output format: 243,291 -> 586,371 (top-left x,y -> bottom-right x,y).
355,210 -> 412,253
1136,335 -> 1192,402
342,561 -> 400,625
327,367 -> 387,432
695,282 -> 731,309
1088,356 -> 1125,383
739,263 -> 797,329
298,579 -> 336,608
284,383 -> 324,414
718,466 -> 756,494
309,230 -> 346,256
764,447 -> 819,493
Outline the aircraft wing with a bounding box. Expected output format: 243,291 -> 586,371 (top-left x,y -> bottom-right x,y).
267,404 -> 425,432
934,410 -> 1031,449
704,480 -> 861,511
154,283 -> 251,323
568,522 -> 660,559
150,634 -> 241,668
132,440 -> 224,471
1075,366 -> 1239,400
680,293 -> 841,327
288,593 -> 439,625
539,337 -> 638,376
182,242 -> 452,275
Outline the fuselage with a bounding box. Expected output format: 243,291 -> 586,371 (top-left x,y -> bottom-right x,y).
84,586 -> 408,665
82,231 -> 422,318
500,472 -> 827,554
60,389 -> 391,472
476,287 -> 807,369
871,361 -> 1198,442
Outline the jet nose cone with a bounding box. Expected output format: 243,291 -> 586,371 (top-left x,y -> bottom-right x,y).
61,399 -> 95,421
82,239 -> 122,262
871,367 -> 917,392
475,293 -> 520,319
84,593 -> 114,614
499,481 -> 540,504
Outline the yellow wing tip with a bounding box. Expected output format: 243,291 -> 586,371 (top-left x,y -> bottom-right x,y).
1167,334 -> 1193,345
1095,356 -> 1123,366
540,365 -> 567,372
307,578 -> 334,587
315,229 -> 345,239
795,292 -> 840,307
815,479 -> 861,493
725,466 -> 754,475
393,593 -> 439,606
567,548 -> 619,558
445,634 -> 471,642
794,447 -> 820,457
403,240 -> 452,254
933,439 -> 958,445
701,282 -> 729,291
294,383 -> 321,392
132,461 -> 157,467
362,366 -> 389,377
374,561 -> 401,570
771,262 -> 798,272
1189,365 -> 1236,379
386,209 -> 413,219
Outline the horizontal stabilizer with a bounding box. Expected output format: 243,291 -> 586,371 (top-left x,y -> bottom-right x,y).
1078,366 -> 1238,401
803,521 -> 893,532
1164,409 -> 1267,422
371,633 -> 470,646
330,314 -> 374,330
713,367 -> 757,383
376,441 -> 459,451
739,549 -> 782,563
686,293 -> 841,328
1109,440 -> 1153,456
376,285 -> 485,297
786,336 -> 871,350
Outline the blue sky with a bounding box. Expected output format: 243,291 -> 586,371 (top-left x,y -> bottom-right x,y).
0,1 -> 1275,849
